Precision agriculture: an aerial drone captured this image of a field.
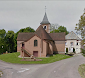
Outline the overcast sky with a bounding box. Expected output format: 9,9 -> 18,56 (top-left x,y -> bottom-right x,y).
0,1 -> 85,33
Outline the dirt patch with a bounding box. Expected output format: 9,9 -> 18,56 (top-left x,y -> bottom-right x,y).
21,58 -> 42,61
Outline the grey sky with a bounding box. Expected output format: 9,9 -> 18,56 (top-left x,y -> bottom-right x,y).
0,1 -> 85,33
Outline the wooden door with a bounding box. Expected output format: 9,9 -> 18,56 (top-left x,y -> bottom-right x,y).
33,51 -> 38,57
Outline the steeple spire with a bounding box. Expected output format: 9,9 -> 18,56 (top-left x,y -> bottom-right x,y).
40,7 -> 50,25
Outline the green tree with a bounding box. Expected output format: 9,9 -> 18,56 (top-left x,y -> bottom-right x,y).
5,31 -> 15,53
0,29 -> 6,39
51,26 -> 69,35
13,33 -> 17,52
17,27 -> 35,34
0,29 -> 6,54
75,8 -> 85,55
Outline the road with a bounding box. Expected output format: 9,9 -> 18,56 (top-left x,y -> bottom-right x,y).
0,54 -> 85,78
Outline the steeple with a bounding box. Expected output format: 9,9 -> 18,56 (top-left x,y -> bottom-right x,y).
40,6 -> 50,33
40,12 -> 50,25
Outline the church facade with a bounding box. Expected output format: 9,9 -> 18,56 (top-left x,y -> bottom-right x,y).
17,12 -> 65,57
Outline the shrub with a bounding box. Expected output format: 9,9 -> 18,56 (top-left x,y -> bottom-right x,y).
81,48 -> 85,56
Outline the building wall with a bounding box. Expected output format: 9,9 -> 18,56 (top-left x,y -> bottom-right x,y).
46,41 -> 53,55
55,41 -> 65,54
24,35 -> 47,57
65,40 -> 81,53
17,41 -> 23,52
41,40 -> 47,57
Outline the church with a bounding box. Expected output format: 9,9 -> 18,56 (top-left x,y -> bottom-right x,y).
17,12 -> 65,57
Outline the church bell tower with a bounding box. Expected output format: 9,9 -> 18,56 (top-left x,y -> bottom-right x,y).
40,7 -> 50,33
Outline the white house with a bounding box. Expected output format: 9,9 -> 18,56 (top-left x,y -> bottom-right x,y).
65,31 -> 81,54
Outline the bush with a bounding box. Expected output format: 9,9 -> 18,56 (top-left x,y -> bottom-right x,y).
68,52 -> 75,56
81,48 -> 85,56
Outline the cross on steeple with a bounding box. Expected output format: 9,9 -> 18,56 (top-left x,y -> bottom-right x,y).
45,6 -> 47,12
40,6 -> 50,25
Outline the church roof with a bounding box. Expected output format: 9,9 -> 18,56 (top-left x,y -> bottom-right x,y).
17,25 -> 53,41
65,31 -> 81,40
35,25 -> 53,40
49,33 -> 65,41
17,33 -> 34,41
17,29 -> 65,41
40,12 -> 50,24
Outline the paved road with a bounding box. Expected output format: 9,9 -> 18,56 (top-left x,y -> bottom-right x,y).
0,54 -> 85,78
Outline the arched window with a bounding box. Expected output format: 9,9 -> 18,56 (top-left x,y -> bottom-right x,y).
34,40 -> 38,46
43,26 -> 47,30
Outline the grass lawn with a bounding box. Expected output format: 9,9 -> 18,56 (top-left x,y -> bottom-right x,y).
78,64 -> 85,78
0,52 -> 72,64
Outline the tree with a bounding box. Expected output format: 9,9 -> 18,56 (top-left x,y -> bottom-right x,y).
5,31 -> 15,52
0,29 -> 6,39
75,8 -> 85,55
50,26 -> 69,35
17,27 -> 35,34
0,29 -> 6,54
50,24 -> 59,32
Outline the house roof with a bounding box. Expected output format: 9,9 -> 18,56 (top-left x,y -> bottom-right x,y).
65,31 -> 81,40
49,33 -> 65,41
40,12 -> 50,24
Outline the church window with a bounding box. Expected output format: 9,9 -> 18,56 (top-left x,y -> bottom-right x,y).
34,40 -> 38,46
43,26 -> 47,30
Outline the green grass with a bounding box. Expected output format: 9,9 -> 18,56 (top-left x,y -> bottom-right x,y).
0,52 -> 72,64
78,64 -> 85,78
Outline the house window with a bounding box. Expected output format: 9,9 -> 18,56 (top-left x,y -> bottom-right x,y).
76,42 -> 78,45
34,40 -> 38,46
70,42 -> 73,46
65,42 -> 67,46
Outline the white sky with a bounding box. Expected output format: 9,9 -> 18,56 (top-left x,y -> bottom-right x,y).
0,1 -> 85,33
